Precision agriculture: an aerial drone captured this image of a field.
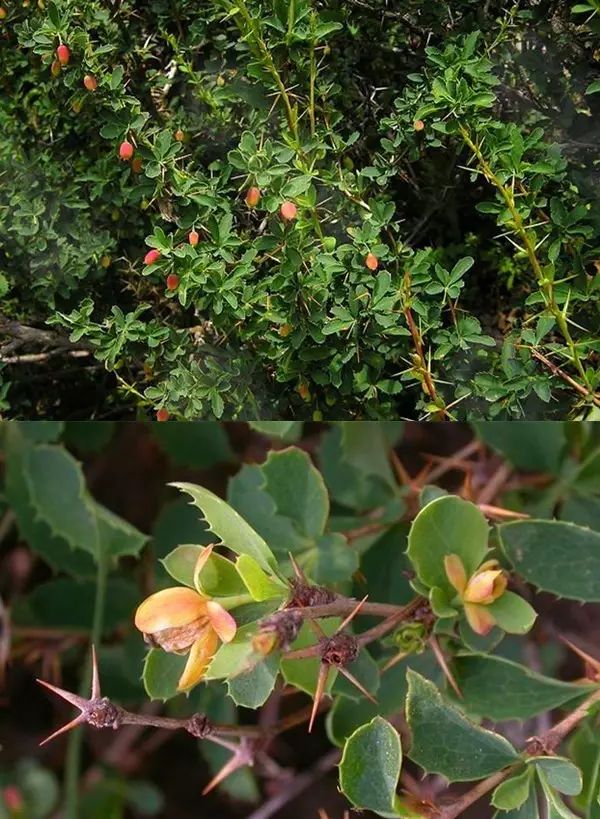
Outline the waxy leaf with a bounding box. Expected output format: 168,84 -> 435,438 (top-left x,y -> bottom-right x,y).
407,496 -> 489,594
452,654 -> 588,720
533,757 -> 582,796
339,717 -> 402,817
172,483 -> 278,573
235,554 -> 287,601
492,767 -> 533,811
143,649 -> 187,701
493,788 -> 540,819
227,653 -> 280,708
499,520 -> 600,601
162,544 -> 247,598
406,671 -> 519,781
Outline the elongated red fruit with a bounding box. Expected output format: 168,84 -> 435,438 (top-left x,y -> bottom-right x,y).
56,44 -> 70,65
245,187 -> 261,208
83,74 -> 97,92
166,273 -> 180,290
280,201 -> 297,221
144,249 -> 161,265
131,157 -> 143,173
50,60 -> 61,78
156,408 -> 169,422
365,252 -> 379,271
119,140 -> 134,161
188,229 -> 199,246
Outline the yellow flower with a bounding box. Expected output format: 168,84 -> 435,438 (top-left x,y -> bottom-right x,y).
443,554 -> 507,636
134,548 -> 236,691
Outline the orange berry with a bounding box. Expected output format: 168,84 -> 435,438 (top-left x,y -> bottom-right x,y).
297,382 -> 310,401
156,408 -> 169,422
174,128 -> 185,142
144,249 -> 161,265
413,119 -> 425,132
100,255 -> 111,268
280,201 -> 297,221
83,74 -> 97,92
245,187 -> 261,208
56,44 -> 70,65
278,324 -> 293,338
131,157 -> 143,173
50,59 -> 61,77
0,8 -> 7,18
365,252 -> 379,271
119,140 -> 134,161
188,229 -> 199,246
166,273 -> 180,290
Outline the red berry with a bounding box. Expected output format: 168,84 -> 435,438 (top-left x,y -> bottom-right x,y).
0,8 -> 7,19
144,249 -> 161,265
131,157 -> 143,173
245,187 -> 261,208
3,786 -> 23,811
365,252 -> 379,271
156,408 -> 169,422
119,140 -> 134,161
83,74 -> 97,92
56,44 -> 70,65
280,201 -> 297,221
188,229 -> 199,247
166,273 -> 180,290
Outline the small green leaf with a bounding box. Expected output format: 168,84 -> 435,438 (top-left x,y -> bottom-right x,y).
151,422 -> 233,468
474,422 -> 567,474
171,482 -> 278,573
406,670 -> 519,781
249,421 -> 303,441
538,769 -> 580,818
492,767 -> 533,811
281,620 -> 339,696
227,652 -> 280,708
494,788 -> 540,818
339,717 -> 402,816
162,544 -> 247,598
499,520 -> 600,602
143,649 -> 187,701
533,757 -> 583,796
235,554 -> 287,601
486,591 -> 537,635
407,496 -> 489,594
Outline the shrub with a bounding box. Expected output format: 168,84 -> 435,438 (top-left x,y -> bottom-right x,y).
0,1 -> 599,418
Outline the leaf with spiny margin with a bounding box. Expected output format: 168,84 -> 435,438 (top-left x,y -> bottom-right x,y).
406,670 -> 519,781
493,788 -> 540,819
227,652 -> 280,708
280,620 -> 339,697
235,554 -> 287,601
339,717 -> 402,817
94,502 -> 147,559
249,421 -> 303,442
499,520 -> 600,602
171,482 -> 278,574
492,767 -> 533,811
407,496 -> 489,595
451,654 -> 588,721
532,758 -> 582,796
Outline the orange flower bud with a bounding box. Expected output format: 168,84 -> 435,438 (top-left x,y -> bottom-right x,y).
444,554 -> 467,596
365,252 -> 379,271
463,569 -> 506,605
464,603 -> 497,636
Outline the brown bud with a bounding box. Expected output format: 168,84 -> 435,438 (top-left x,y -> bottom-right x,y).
257,610 -> 303,651
320,633 -> 358,667
85,697 -> 122,730
288,579 -> 335,609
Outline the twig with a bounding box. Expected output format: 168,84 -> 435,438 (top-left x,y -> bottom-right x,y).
530,348 -> 600,408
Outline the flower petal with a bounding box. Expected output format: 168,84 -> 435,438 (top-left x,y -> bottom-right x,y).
193,544 -> 215,592
444,554 -> 467,595
134,587 -> 206,634
464,603 -> 496,636
463,570 -> 504,604
206,601 -> 237,643
177,629 -> 219,691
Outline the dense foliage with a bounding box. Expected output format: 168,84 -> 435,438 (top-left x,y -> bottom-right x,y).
0,1 -> 599,418
2,420 -> 600,818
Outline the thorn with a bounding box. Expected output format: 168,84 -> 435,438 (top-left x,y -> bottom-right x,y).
36,678 -> 88,711
429,635 -> 462,699
558,634 -> 600,678
338,667 -> 377,704
381,650 -> 409,674
308,664 -> 330,733
91,645 -> 101,700
390,450 -> 414,489
39,714 -> 86,747
288,552 -> 306,582
202,738 -> 253,795
336,596 -> 368,634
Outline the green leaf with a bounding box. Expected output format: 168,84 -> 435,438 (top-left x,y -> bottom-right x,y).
171,482 -> 278,573
407,496 -> 489,594
235,554 -> 287,601
452,654 -> 588,721
568,722 -> 600,814
339,717 -> 402,817
499,520 -> 600,601
261,448 -> 329,539
538,769 -> 580,819
206,625 -> 258,680
310,532 -> 358,584
280,620 -> 339,696
143,649 -> 187,700
474,423 -> 567,474
533,758 -> 582,796
492,767 -> 533,811
227,652 -> 279,708
249,421 -> 303,442
151,422 -> 233,468
406,670 -> 519,781
162,544 -> 247,598
494,788 -> 540,819
94,502 -> 147,559
486,591 -> 537,635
